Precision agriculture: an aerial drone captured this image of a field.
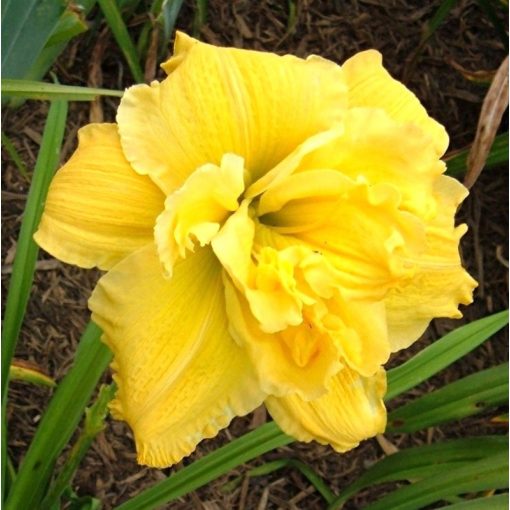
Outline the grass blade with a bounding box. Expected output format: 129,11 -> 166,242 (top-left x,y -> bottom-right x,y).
40,384 -> 116,510
385,310 -> 508,401
160,0 -> 185,46
361,452 -> 508,510
1,79 -> 124,101
4,322 -> 112,510
1,0 -> 65,79
97,0 -> 145,83
446,131 -> 508,178
1,131 -> 29,179
1,99 -> 68,400
435,493 -> 508,509
328,436 -> 507,509
115,422 -> 293,510
388,363 -> 508,433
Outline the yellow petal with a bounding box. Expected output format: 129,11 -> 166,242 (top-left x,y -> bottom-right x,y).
223,274 -> 342,400
266,367 -> 387,452
385,175 -> 477,351
257,225 -> 393,377
263,178 -> 426,301
89,244 -> 264,467
34,124 -> 164,270
343,50 -> 449,156
117,33 -> 347,194
260,108 -> 444,220
155,153 -> 245,275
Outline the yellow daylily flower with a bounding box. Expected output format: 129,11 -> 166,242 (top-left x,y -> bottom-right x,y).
35,32 -> 477,468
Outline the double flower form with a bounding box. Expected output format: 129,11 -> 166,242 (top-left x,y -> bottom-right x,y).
35,33 -> 476,467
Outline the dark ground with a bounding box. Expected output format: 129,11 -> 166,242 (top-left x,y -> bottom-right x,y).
2,1 -> 508,509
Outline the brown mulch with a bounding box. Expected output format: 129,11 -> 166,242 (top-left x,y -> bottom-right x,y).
2,1 -> 508,509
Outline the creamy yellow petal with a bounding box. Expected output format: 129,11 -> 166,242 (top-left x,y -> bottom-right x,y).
89,244 -> 265,467
223,274 -> 342,400
266,367 -> 387,452
34,124 -> 164,270
117,32 -> 347,194
212,203 -> 306,333
385,175 -> 477,351
263,178 -> 425,301
260,109 -> 444,220
155,153 -> 245,275
343,50 -> 448,156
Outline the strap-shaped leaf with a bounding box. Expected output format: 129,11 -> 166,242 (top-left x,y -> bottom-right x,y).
1,0 -> 65,79
1,99 -> 68,399
446,132 -> 508,178
386,310 -> 508,401
435,493 -> 508,509
115,422 -> 292,510
4,322 -> 111,510
328,436 -> 508,509
1,79 -> 124,101
388,363 -> 508,433
362,451 -> 508,510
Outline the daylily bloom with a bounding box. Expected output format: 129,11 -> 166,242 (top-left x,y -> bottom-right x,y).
35,32 -> 477,468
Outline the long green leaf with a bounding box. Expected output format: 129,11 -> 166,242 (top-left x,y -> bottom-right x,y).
115,422 -> 292,510
4,322 -> 112,510
328,436 -> 508,509
386,310 -> 508,400
1,79 -> 124,101
1,0 -> 65,78
97,0 -> 144,83
446,132 -> 508,178
436,493 -> 508,509
1,131 -> 29,179
40,384 -> 116,510
361,452 -> 508,510
1,99 -> 68,400
388,363 -> 508,433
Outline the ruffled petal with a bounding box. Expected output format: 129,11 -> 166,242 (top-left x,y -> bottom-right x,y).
34,124 -> 164,270
385,175 -> 477,351
342,50 -> 448,156
263,177 -> 425,301
117,32 -> 347,194
266,367 -> 387,452
155,153 -> 245,275
89,244 -> 265,467
223,274 -> 342,400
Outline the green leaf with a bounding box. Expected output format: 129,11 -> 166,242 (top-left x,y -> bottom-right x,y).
9,363 -> 56,388
45,8 -> 89,47
388,363 -> 508,433
361,452 -> 508,510
328,436 -> 508,509
1,79 -> 124,101
115,422 -> 292,510
19,1 -> 97,85
1,131 -> 29,179
446,132 -> 508,178
223,458 -> 335,504
4,322 -> 112,510
1,99 -> 68,400
1,0 -> 66,79
40,384 -> 116,510
386,310 -> 509,401
436,493 -> 509,509
192,0 -> 207,37
97,0 -> 145,83
160,0 -> 185,45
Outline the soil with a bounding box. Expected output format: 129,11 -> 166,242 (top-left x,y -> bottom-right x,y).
2,1 -> 508,509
